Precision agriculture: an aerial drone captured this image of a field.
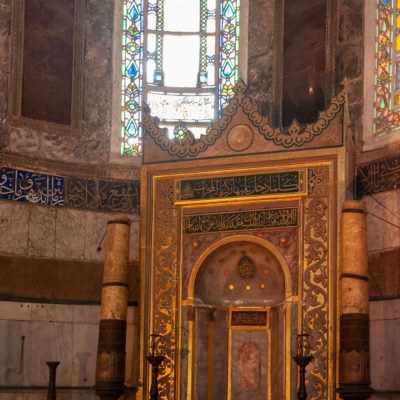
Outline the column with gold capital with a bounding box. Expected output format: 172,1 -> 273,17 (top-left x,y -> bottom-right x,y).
94,215 -> 131,400
338,201 -> 372,400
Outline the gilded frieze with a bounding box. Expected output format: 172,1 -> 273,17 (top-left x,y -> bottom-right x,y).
183,208 -> 298,234
178,171 -> 304,201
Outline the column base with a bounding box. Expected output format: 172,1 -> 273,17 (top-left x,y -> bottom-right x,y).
337,383 -> 373,400
93,382 -> 125,400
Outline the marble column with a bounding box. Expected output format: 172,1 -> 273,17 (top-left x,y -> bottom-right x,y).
94,216 -> 131,400
338,201 -> 372,400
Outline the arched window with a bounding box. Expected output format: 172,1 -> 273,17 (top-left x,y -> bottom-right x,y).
120,0 -> 240,156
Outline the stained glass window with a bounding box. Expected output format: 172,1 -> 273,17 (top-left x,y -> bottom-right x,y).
121,0 -> 240,156
375,0 -> 400,135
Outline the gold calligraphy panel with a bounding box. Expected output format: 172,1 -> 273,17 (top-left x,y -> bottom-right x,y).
183,208 -> 298,234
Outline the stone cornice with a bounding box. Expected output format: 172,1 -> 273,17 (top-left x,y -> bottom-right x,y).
0,151 -> 140,181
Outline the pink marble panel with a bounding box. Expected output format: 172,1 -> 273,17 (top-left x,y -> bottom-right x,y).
240,343 -> 260,389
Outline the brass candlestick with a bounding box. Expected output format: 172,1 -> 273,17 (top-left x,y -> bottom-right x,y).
46,361 -> 60,400
146,335 -> 165,400
293,333 -> 313,400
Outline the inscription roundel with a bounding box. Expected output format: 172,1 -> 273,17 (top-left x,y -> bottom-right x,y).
237,256 -> 256,280
227,124 -> 254,152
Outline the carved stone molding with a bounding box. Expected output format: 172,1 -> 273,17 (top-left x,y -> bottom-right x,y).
143,80 -> 345,159
0,151 -> 140,181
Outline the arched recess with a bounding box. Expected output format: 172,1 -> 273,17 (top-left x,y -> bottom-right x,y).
187,234 -> 293,303
185,234 -> 293,400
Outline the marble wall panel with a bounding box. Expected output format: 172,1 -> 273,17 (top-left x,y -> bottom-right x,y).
73,305 -> 100,324
0,394 -> 25,400
30,321 -> 73,386
84,211 -> 109,261
365,191 -> 400,252
0,301 -> 135,399
0,201 -> 29,255
31,303 -> 74,323
55,209 -> 85,259
0,320 -> 32,387
129,219 -> 140,262
370,299 -> 400,392
125,306 -> 139,387
71,323 -> 98,386
194,309 -> 210,400
0,301 -> 32,321
27,206 -> 56,258
231,329 -> 269,400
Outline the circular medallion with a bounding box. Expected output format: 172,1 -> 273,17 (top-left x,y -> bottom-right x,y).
227,124 -> 253,152
237,255 -> 256,280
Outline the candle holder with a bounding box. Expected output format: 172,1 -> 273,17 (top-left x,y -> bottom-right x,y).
292,333 -> 313,400
46,361 -> 60,400
146,334 -> 165,400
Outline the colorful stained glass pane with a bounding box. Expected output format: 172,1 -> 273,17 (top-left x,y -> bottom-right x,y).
121,0 -> 240,156
174,125 -> 189,140
121,0 -> 143,156
218,0 -> 240,112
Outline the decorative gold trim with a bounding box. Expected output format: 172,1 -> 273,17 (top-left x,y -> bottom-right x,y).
143,80 -> 345,158
268,327 -> 272,400
187,234 -> 293,302
227,327 -> 232,400
285,302 -> 292,400
187,318 -> 195,400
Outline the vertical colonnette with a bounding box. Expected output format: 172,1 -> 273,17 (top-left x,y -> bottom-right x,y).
338,201 -> 372,400
94,216 -> 131,400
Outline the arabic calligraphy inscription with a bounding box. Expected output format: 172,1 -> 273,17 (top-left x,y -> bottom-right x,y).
183,208 -> 298,234
179,171 -> 304,201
